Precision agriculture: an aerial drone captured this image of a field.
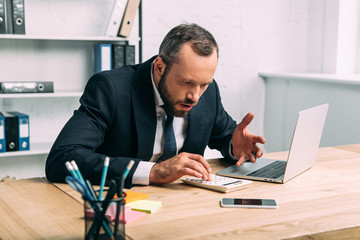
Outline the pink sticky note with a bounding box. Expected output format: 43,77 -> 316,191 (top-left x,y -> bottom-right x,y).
85,204 -> 146,224
119,209 -> 147,224
85,204 -> 130,221
106,205 -> 146,224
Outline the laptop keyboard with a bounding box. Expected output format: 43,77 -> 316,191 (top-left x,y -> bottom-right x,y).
246,160 -> 286,179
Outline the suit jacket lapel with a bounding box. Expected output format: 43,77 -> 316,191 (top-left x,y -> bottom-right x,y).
131,56 -> 158,160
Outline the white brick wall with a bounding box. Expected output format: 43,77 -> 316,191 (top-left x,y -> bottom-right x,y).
0,0 -> 326,178
142,0 -> 312,139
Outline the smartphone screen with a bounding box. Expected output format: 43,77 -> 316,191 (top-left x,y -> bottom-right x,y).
221,198 -> 278,209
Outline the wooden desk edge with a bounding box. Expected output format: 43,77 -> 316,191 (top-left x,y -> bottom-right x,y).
284,225 -> 360,240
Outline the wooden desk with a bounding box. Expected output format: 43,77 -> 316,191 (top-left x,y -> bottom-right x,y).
1,145 -> 360,240
0,178 -> 83,240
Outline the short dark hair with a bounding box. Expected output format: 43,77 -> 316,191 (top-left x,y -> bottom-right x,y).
158,23 -> 219,68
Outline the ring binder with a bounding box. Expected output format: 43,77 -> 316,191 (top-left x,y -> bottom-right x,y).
1,0 -> 13,34
0,81 -> 54,93
7,111 -> 29,151
94,44 -> 112,73
117,0 -> 140,37
105,0 -> 127,37
0,0 -> 6,34
0,112 -> 5,152
3,112 -> 19,152
11,0 -> 25,34
112,41 -> 128,69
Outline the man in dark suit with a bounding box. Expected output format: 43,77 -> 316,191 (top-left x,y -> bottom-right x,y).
46,23 -> 265,188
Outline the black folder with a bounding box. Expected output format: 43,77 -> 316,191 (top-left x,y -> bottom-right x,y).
11,0 -> 25,34
0,0 -> 13,34
124,45 -> 135,65
112,41 -> 128,69
0,0 -> 6,34
4,112 -> 19,151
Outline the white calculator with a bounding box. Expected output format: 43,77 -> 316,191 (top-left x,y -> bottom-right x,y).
182,174 -> 252,193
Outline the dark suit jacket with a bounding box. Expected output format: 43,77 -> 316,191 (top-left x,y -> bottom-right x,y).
45,56 -> 237,188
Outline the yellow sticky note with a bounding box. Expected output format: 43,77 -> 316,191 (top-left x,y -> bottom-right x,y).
125,200 -> 162,214
124,190 -> 149,204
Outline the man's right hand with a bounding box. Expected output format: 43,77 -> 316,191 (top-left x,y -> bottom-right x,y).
149,152 -> 212,184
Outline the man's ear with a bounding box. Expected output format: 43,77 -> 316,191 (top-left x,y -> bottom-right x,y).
154,57 -> 166,77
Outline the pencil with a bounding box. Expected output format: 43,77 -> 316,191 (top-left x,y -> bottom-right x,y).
98,156 -> 110,200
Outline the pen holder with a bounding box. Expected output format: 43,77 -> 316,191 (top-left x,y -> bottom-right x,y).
84,191 -> 126,240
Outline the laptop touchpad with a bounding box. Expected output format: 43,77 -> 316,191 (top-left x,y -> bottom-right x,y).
220,158 -> 276,175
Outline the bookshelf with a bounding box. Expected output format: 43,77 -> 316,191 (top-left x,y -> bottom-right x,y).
0,34 -> 137,42
0,0 -> 142,180
0,142 -> 52,157
0,92 -> 83,99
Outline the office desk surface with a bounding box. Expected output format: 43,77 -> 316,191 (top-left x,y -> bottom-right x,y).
0,178 -> 83,239
1,145 -> 360,240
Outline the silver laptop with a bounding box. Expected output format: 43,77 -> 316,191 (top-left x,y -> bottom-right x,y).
217,103 -> 329,183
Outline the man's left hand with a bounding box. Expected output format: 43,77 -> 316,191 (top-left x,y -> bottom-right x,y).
232,112 -> 266,166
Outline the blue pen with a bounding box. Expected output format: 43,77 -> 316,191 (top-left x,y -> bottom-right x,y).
65,176 -> 113,239
98,156 -> 110,200
66,161 -> 93,202
71,160 -> 86,185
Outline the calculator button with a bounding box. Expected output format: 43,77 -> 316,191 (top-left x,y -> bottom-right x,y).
182,174 -> 252,193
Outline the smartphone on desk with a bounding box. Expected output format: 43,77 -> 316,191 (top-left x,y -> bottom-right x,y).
220,198 -> 278,209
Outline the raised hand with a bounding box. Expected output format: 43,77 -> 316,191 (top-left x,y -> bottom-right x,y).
232,112 -> 266,166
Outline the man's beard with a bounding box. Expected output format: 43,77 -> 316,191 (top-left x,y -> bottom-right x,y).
158,70 -> 197,118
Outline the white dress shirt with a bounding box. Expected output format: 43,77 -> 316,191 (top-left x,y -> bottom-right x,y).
131,62 -> 188,185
